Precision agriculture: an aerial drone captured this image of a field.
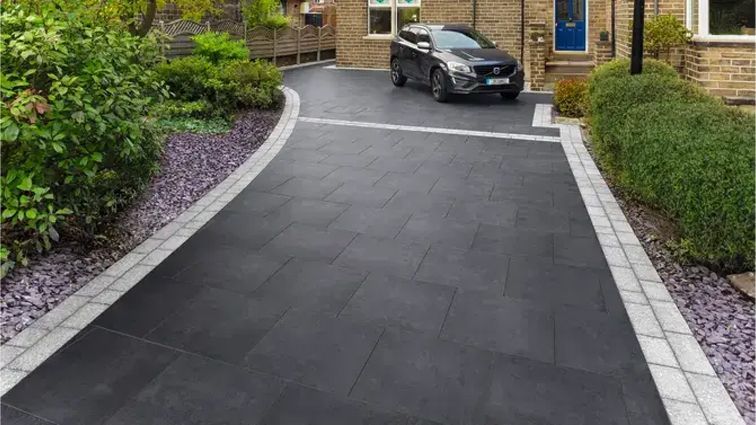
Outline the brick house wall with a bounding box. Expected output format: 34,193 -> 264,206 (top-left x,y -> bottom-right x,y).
684,41 -> 756,101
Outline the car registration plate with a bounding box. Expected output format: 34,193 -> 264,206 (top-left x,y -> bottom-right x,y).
486,77 -> 509,85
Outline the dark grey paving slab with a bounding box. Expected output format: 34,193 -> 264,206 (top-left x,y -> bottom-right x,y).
145,287 -> 285,364
375,171 -> 439,193
440,291 -> 554,363
554,234 -> 609,270
189,211 -> 291,250
485,354 -> 630,425
472,223 -> 554,258
260,223 -> 356,262
515,205 -> 571,233
252,259 -> 367,315
334,234 -> 429,279
224,190 -> 291,214
260,384 -> 438,425
325,182 -> 397,208
271,177 -> 343,199
329,205 -> 412,237
555,306 -> 647,377
339,274 -> 455,332
446,201 -> 518,227
396,216 -> 479,250
266,197 -> 349,227
430,176 -> 494,201
244,312 -> 382,395
276,147 -> 329,163
504,256 -> 605,310
3,328 -> 179,425
172,247 -> 285,294
0,405 -> 53,425
320,152 -> 378,168
381,190 -> 454,218
265,159 -> 338,179
350,328 -> 494,424
321,166 -> 388,186
415,245 -> 509,292
104,355 -> 285,425
247,169 -> 293,192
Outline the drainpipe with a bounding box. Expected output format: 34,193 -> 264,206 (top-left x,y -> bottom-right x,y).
654,0 -> 660,15
472,0 -> 477,29
611,0 -> 616,56
520,0 -> 525,62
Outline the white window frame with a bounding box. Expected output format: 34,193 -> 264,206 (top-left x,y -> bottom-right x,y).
687,0 -> 756,42
365,0 -> 421,39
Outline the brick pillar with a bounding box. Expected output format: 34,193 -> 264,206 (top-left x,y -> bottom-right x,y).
594,40 -> 613,66
527,22 -> 547,91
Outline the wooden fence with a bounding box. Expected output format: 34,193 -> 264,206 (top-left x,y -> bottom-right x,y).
155,19 -> 337,65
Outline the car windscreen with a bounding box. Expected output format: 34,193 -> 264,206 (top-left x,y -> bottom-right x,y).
431,28 -> 495,49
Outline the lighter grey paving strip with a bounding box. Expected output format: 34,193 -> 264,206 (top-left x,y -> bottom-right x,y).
534,104 -> 746,425
0,87 -> 301,396
298,116 -> 562,143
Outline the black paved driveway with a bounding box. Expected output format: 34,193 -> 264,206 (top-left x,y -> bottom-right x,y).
2,66 -> 669,425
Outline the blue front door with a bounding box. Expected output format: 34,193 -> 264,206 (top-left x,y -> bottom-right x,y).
555,0 -> 586,51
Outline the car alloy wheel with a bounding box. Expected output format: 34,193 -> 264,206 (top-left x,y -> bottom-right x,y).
431,69 -> 448,102
391,58 -> 406,87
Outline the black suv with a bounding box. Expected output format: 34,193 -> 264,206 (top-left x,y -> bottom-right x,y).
390,24 -> 524,102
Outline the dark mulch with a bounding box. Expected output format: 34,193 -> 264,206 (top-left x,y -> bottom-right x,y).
1,107 -> 282,344
582,128 -> 755,423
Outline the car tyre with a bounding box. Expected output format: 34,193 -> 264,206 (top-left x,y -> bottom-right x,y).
431,68 -> 449,102
390,58 -> 407,87
500,91 -> 520,100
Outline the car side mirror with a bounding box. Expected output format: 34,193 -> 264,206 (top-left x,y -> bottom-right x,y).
417,41 -> 431,50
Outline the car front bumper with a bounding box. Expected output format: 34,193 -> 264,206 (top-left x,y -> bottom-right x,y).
446,70 -> 525,94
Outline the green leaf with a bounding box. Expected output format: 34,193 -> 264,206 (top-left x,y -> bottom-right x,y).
2,123 -> 19,142
1,208 -> 16,219
17,177 -> 32,191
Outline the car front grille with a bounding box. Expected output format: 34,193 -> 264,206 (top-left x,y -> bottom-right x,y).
474,64 -> 516,77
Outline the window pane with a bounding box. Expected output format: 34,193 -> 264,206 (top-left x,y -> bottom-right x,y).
710,0 -> 755,34
415,28 -> 431,43
556,0 -> 569,20
572,0 -> 584,20
397,7 -> 420,29
369,8 -> 392,34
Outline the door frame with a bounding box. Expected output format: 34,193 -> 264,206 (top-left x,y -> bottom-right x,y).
553,0 -> 589,53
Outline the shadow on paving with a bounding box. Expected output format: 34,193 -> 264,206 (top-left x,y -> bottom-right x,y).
2,76 -> 669,425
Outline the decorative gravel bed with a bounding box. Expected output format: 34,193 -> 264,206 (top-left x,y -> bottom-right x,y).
582,130 -> 755,423
1,107 -> 282,344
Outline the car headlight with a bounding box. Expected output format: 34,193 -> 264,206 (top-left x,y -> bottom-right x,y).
447,61 -> 473,74
516,60 -> 524,72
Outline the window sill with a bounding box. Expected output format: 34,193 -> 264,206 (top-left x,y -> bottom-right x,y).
363,34 -> 394,40
692,34 -> 756,43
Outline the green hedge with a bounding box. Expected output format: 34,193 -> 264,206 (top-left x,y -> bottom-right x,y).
554,79 -> 588,118
588,59 -> 755,271
1,4 -> 166,271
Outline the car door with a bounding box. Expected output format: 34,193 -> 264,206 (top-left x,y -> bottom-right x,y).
412,27 -> 434,83
396,28 -> 420,78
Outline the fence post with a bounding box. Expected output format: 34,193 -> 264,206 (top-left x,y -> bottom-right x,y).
206,21 -> 211,32
244,22 -> 248,44
317,26 -> 322,62
296,27 -> 302,65
272,28 -> 277,66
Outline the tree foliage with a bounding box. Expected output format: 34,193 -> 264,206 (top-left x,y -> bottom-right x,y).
242,0 -> 291,28
644,15 -> 692,63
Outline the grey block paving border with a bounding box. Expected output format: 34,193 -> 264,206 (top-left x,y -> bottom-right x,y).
534,103 -> 745,425
0,86 -> 301,397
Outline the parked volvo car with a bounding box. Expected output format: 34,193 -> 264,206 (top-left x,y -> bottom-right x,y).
390,24 -> 524,102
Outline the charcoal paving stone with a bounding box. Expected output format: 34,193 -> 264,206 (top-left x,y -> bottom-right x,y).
446,201 -> 518,227
252,259 -> 367,315
321,166 -> 388,185
515,205 -> 571,233
350,328 -> 494,424
334,234 -> 429,279
382,190 -> 455,218
430,176 -> 494,201
504,256 -> 605,310
244,311 -> 382,395
554,233 -> 609,269
415,245 -> 509,292
104,355 -> 285,425
0,405 -> 52,425
188,211 -> 291,250
145,287 -> 286,364
485,354 -> 630,425
271,177 -> 343,199
3,328 -> 179,425
247,170 -> 293,192
440,291 -> 554,362
339,274 -> 455,332
260,223 -> 356,262
329,205 -> 412,237
265,159 -> 338,179
266,197 -> 349,227
397,216 -> 479,249
325,182 -> 397,208
172,247 -> 284,293
320,152 -> 378,168
223,190 -> 291,214
472,223 -> 555,258
375,171 -> 440,193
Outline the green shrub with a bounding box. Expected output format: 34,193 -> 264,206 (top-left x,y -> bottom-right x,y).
155,116 -> 232,134
588,63 -> 714,172
614,102 -> 754,270
192,32 -> 248,64
553,79 -> 588,118
588,58 -> 679,82
0,4 -> 167,271
219,60 -> 283,109
262,14 -> 291,29
645,15 -> 692,62
243,0 -> 288,28
155,56 -> 219,101
152,99 -> 214,119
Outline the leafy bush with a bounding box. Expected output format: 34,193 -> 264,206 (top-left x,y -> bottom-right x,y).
219,60 -> 283,109
155,56 -> 219,101
553,79 -> 588,118
588,61 -> 714,172
155,116 -> 231,133
152,99 -> 214,119
243,0 -> 289,28
645,15 -> 692,62
614,103 -> 754,270
587,59 -> 754,271
588,58 -> 679,82
192,32 -> 248,64
1,4 -> 166,270
262,14 -> 291,29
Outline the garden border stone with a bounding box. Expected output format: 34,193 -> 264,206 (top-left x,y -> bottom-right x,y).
0,86 -> 300,396
533,103 -> 746,425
